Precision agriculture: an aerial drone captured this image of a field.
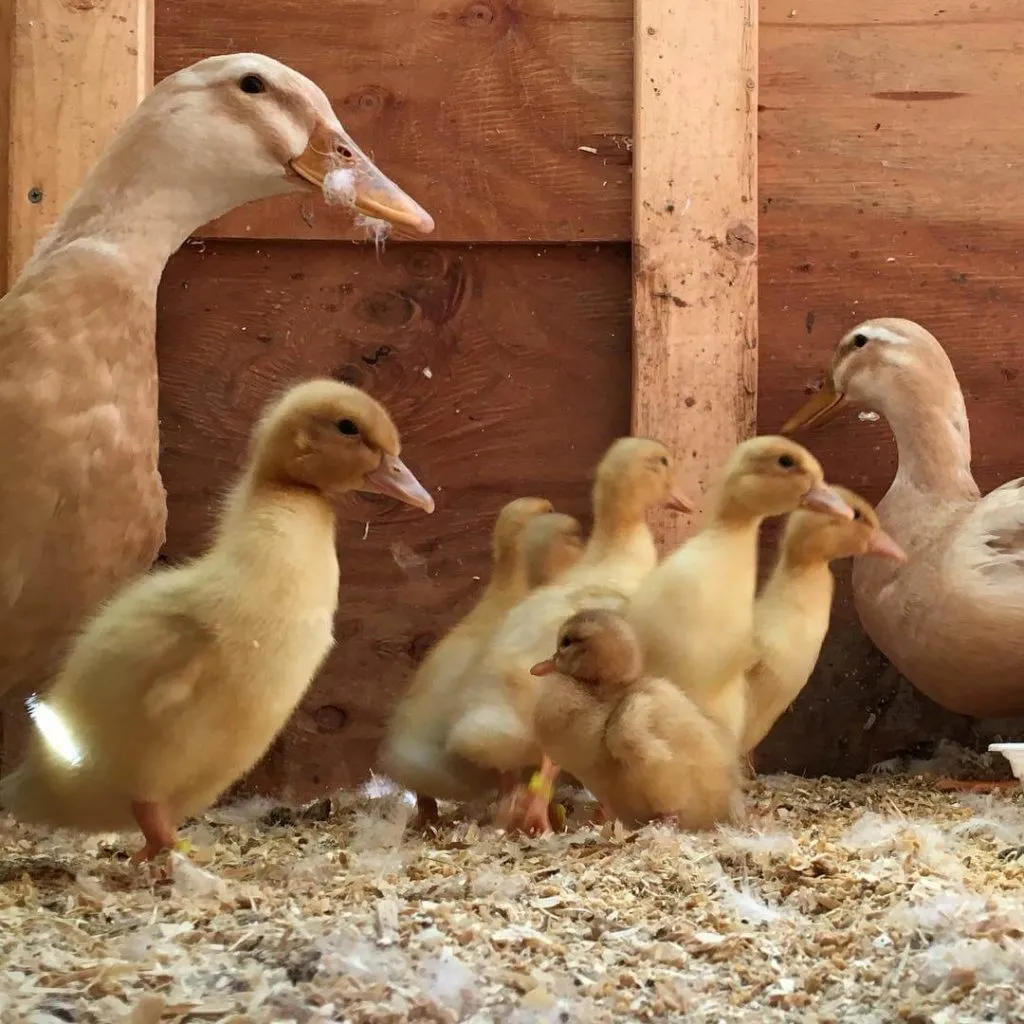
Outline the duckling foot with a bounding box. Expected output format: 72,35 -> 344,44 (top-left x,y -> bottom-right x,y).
496,758 -> 561,836
935,778 -> 1021,794
129,800 -> 178,863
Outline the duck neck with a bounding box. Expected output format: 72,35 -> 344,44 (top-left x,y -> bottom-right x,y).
26,109 -> 298,296
875,381 -> 979,501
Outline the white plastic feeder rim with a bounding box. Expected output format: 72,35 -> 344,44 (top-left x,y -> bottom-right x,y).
988,743 -> 1024,783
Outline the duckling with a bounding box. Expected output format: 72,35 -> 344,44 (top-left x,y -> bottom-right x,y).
0,52 -> 433,769
380,503 -> 584,820
446,437 -> 694,831
530,609 -> 743,829
743,487 -> 907,756
627,437 -> 854,741
0,380 -> 433,860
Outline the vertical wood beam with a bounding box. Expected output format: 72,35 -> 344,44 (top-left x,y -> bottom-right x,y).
4,0 -> 154,289
631,0 -> 758,547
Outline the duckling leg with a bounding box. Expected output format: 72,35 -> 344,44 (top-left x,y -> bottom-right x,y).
412,794 -> 439,830
497,757 -> 560,836
934,778 -> 1021,794
129,800 -> 178,863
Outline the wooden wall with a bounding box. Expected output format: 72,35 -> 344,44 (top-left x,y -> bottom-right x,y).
152,0 -> 1024,798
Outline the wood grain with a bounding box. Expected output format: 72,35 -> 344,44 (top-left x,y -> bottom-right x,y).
631,0 -> 757,547
0,0 -> 11,295
154,0 -> 633,245
155,240 -> 631,799
6,0 -> 153,284
754,0 -> 1024,774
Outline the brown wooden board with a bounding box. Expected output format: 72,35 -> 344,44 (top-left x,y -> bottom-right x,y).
155,240 -> 630,799
750,0 -> 1024,774
154,0 -> 633,245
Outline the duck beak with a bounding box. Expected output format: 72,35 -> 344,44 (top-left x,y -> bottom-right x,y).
800,484 -> 854,520
781,376 -> 847,434
865,528 -> 908,562
290,121 -> 435,235
530,659 -> 557,677
363,455 -> 435,512
664,490 -> 698,514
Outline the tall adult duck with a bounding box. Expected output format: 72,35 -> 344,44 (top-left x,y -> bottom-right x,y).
0,54 -> 434,743
781,318 -> 1024,720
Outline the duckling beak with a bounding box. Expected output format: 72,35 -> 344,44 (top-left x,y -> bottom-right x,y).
530,659 -> 557,677
800,485 -> 854,520
665,491 -> 698,514
289,121 -> 435,235
781,377 -> 847,434
865,529 -> 908,562
363,454 -> 435,512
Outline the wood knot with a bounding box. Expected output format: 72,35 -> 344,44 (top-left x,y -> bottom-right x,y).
725,221 -> 757,258
311,704 -> 348,732
458,0 -> 512,31
405,248 -> 447,280
357,291 -> 417,328
343,85 -> 392,117
63,0 -> 105,10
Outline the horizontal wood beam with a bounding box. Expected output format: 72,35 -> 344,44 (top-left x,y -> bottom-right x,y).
631,0 -> 758,546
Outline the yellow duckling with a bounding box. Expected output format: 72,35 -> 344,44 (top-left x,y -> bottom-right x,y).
0,52 -> 433,768
0,380 -> 433,861
530,609 -> 743,830
380,502 -> 584,821
743,487 -> 907,756
781,317 -> 1024,721
446,437 -> 693,832
627,437 -> 854,741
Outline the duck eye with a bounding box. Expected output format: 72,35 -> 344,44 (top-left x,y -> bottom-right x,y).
239,74 -> 266,95
853,333 -> 869,348
337,419 -> 359,436
778,454 -> 796,469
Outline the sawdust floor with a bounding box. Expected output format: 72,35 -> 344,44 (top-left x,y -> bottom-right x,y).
3,774 -> 1024,1024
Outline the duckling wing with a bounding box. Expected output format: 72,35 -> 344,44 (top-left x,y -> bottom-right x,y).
603,691 -> 676,769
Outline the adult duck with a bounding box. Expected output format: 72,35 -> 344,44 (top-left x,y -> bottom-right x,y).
0,53 -> 434,756
781,317 -> 1024,724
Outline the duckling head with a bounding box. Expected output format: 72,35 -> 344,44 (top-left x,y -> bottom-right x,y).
531,608 -> 643,687
118,53 -> 433,234
781,486 -> 908,567
492,498 -> 555,562
520,513 -> 586,588
592,437 -> 696,525
781,319 -> 966,439
716,437 -> 854,522
249,379 -> 434,511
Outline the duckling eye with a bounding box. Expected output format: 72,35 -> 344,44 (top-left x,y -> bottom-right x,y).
559,636 -> 573,650
778,454 -> 796,469
852,508 -> 862,520
659,456 -> 669,467
239,74 -> 266,95
853,333 -> 869,348
336,419 -> 359,436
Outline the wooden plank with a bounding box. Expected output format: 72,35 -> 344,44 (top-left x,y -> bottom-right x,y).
0,0 -> 11,294
631,0 -> 758,547
152,240 -> 631,799
155,0 -> 633,245
5,0 -> 154,285
753,0 -> 1024,774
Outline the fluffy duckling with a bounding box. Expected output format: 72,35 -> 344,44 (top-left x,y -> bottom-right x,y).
742,487 -> 907,756
446,437 -> 694,831
0,52 -> 433,770
627,437 -> 854,742
0,380 -> 433,861
530,609 -> 742,829
380,503 -> 584,819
